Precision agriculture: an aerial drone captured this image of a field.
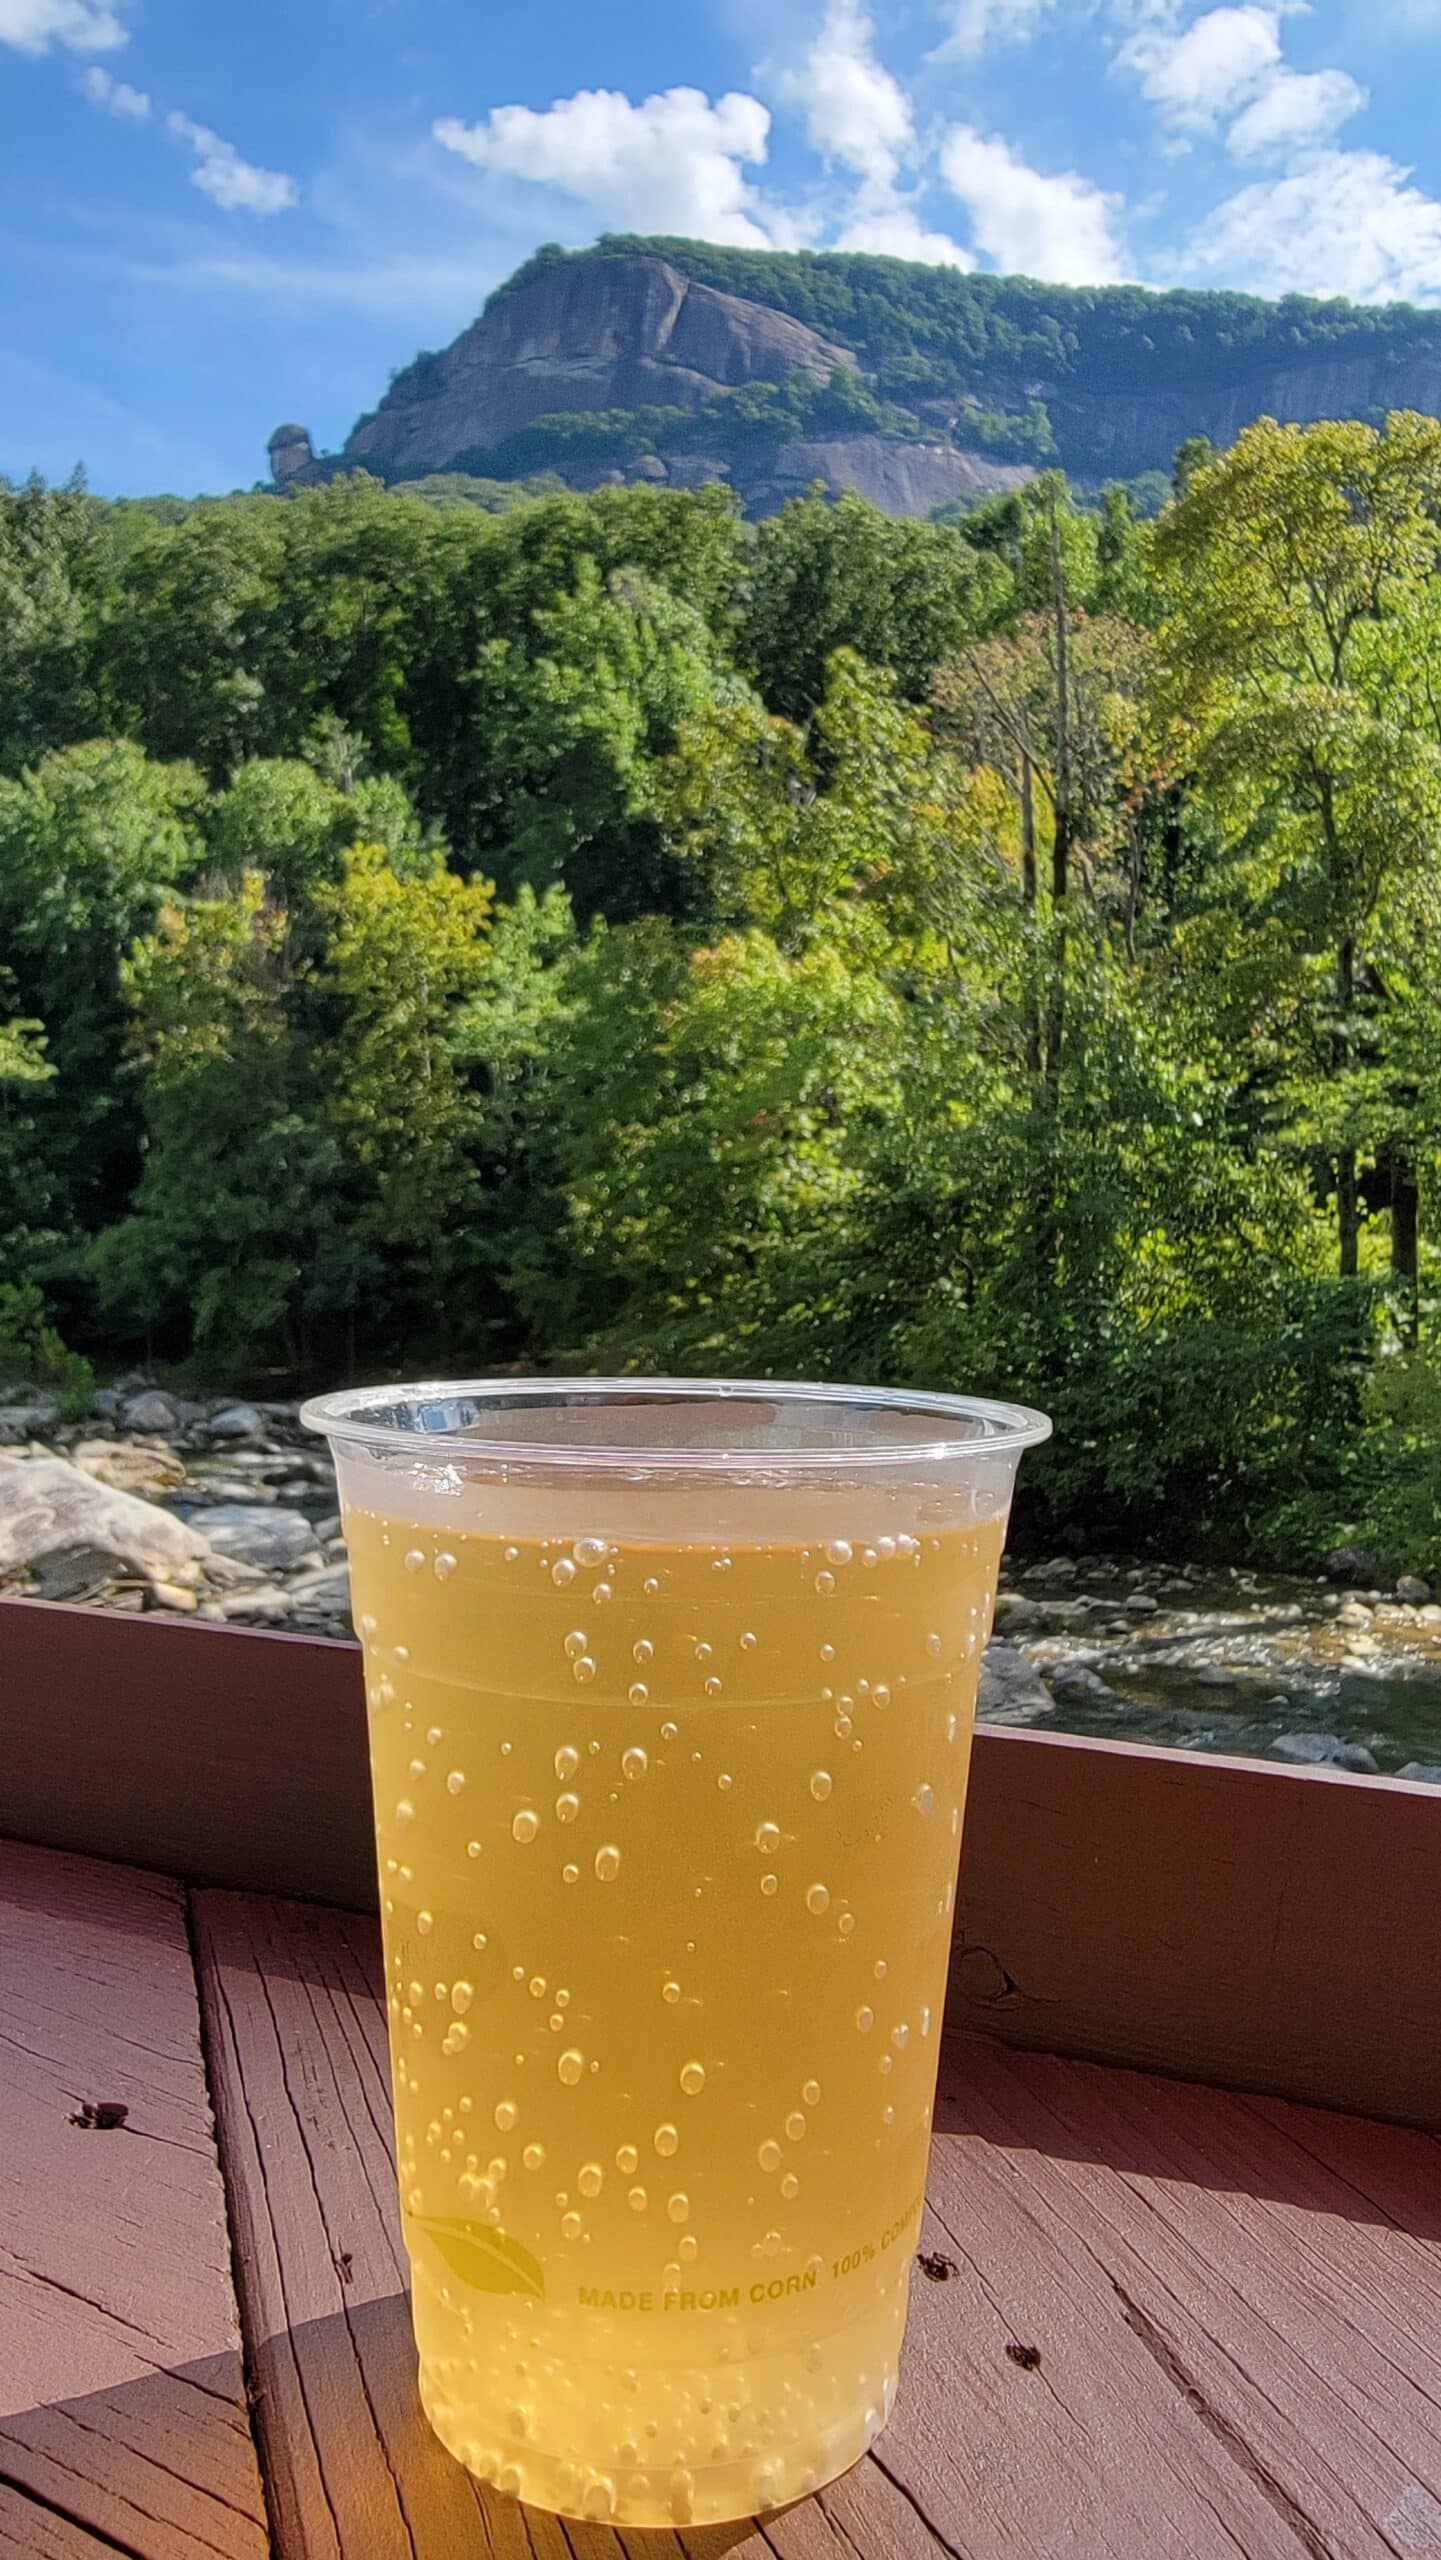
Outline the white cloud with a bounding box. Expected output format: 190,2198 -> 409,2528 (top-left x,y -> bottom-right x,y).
80,61 -> 148,117
167,111 -> 298,215
786,0 -> 911,189
1119,3 -> 1282,129
0,0 -> 126,52
939,124 -> 1127,281
836,202 -> 974,265
1226,64 -> 1364,159
1187,146 -> 1441,300
933,0 -> 1061,58
434,86 -> 774,248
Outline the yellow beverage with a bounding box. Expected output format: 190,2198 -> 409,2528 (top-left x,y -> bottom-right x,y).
308,1383 -> 1046,2530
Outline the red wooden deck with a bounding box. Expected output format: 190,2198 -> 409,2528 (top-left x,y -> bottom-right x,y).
6,1834 -> 1441,2559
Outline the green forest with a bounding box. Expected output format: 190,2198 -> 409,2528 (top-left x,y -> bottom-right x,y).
6,416 -> 1441,1570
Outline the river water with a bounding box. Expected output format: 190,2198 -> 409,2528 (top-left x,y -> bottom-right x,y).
989,1557 -> 1441,1778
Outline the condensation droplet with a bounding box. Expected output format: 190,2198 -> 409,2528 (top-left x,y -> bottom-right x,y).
856,2005 -> 874,2032
825,1540 -> 853,1566
621,1747 -> 648,1782
740,1630 -> 758,1651
552,1559 -> 577,1588
785,2110 -> 806,2141
806,1883 -> 830,1916
561,2210 -> 583,2241
572,1656 -> 596,1686
434,1551 -> 457,1581
562,1862 -> 580,1885
780,2172 -> 799,2200
667,2192 -> 690,2224
557,2049 -> 584,2086
809,1770 -> 833,1802
680,2062 -> 706,2096
891,2022 -> 910,2050
451,1982 -> 474,2015
758,2139 -> 781,2171
755,1822 -> 780,1856
926,1631 -> 942,1657
662,1979 -> 681,2005
441,2022 -> 469,2055
563,1631 -> 587,1662
760,1870 -> 780,1897
661,1719 -> 678,1740
594,1844 -> 622,1882
616,2142 -> 639,2174
446,1770 -> 466,1796
915,1783 -> 935,1815
511,1809 -> 539,1845
654,2122 -> 679,2157
394,1799 -> 415,1827
555,1791 -> 582,1825
628,2185 -> 648,2212
415,1910 -> 432,1935
404,1548 -> 426,1575
814,1571 -> 836,1597
872,1684 -> 891,1710
523,2143 -> 545,2171
838,1911 -> 855,1937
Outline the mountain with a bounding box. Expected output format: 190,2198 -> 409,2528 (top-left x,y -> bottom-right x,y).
270,237 -> 1441,519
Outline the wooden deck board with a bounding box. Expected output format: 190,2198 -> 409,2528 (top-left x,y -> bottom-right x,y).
192,1883 -> 1441,2560
0,1841 -> 268,2559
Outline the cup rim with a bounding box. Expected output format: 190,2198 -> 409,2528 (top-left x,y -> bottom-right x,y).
300,1375 -> 1052,1474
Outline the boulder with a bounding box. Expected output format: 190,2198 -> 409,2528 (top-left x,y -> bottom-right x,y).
200,1504 -> 318,1570
0,1456 -> 208,1588
1324,1545 -> 1383,1585
120,1389 -> 180,1434
1193,1664 -> 1238,1689
976,1642 -> 1054,1726
1047,1662 -> 1118,1704
991,1592 -> 1042,1634
1122,1592 -> 1160,1615
1397,1761 -> 1441,1785
1267,1732 -> 1379,1772
1396,1574 -> 1432,1604
208,1403 -> 266,1442
0,1399 -> 60,1439
73,1438 -> 187,1500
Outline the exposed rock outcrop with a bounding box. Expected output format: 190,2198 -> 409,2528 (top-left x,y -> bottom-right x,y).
345,256 -> 855,478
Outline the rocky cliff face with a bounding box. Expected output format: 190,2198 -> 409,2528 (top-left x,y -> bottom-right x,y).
272,242 -> 1441,521
344,255 -> 855,478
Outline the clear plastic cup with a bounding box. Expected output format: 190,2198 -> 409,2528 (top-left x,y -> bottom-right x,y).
303,1377 -> 1049,2530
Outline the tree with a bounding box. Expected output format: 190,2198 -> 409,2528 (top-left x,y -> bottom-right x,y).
1152,413 -> 1441,1305
318,842 -> 494,1340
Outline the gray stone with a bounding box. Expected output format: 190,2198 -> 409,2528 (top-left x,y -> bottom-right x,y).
200,1504 -> 318,1570
1336,1597 -> 1373,1628
1030,1556 -> 1078,1583
976,1642 -> 1054,1726
0,1456 -> 208,1587
1325,1545 -> 1383,1584
208,1403 -> 266,1442
1396,1575 -> 1432,1604
1397,1761 -> 1441,1785
120,1390 -> 180,1434
314,1512 -> 342,1543
89,1388 -> 123,1419
1047,1662 -> 1117,1702
215,1586 -> 298,1622
1123,1592 -> 1160,1615
991,1593 -> 1042,1634
0,1399 -> 61,1438
1267,1731 -> 1378,1771
1193,1664 -> 1238,1689
285,1562 -> 351,1613
73,1438 -> 187,1500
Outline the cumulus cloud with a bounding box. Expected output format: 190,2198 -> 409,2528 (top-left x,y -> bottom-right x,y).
1226,64 -> 1365,160
434,86 -> 774,248
786,0 -> 912,189
80,61 -> 148,117
1187,146 -> 1441,300
836,202 -> 974,265
939,124 -> 1126,281
933,0 -> 1062,58
0,0 -> 126,52
167,111 -> 299,215
1118,3 -> 1281,129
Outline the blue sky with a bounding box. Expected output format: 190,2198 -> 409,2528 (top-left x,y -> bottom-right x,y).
5,0 -> 1441,496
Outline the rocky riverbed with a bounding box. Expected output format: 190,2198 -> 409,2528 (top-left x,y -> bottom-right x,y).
4,1386 -> 1441,1784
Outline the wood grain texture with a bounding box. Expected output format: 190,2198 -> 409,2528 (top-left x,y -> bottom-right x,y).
952,1724 -> 1441,2127
7,1597 -> 1441,2123
0,1840 -> 269,2559
195,1885 -> 1441,2560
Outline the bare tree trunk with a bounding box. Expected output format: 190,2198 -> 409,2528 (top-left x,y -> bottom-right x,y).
1337,935 -> 1359,1279
1019,750 -> 1042,1081
1044,490 -> 1072,1091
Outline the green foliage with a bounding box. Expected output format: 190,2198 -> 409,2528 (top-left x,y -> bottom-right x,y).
6,441 -> 1441,1566
0,1279 -> 94,1409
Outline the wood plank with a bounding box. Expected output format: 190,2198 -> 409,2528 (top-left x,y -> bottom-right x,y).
0,1840 -> 269,2558
8,1597 -> 1441,2124
196,1887 -> 1441,2560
